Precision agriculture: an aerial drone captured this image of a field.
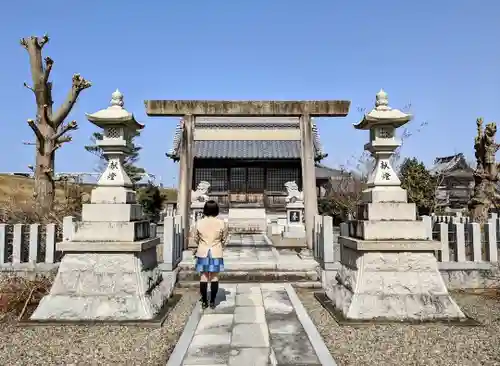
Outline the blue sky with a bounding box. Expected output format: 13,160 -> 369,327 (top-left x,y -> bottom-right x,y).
0,0 -> 498,187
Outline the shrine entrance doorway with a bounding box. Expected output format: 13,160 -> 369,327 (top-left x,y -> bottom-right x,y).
229,167 -> 265,208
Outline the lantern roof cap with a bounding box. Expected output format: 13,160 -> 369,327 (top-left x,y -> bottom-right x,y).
86,89 -> 144,130
354,89 -> 412,130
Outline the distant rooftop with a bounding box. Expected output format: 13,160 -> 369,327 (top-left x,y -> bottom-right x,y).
429,153 -> 473,176
315,163 -> 345,179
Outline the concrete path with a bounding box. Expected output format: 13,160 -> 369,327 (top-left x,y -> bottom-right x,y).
167,283 -> 336,366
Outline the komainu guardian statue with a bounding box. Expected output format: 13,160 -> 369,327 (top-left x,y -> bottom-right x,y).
469,118 -> 500,223
284,181 -> 304,203
191,181 -> 211,203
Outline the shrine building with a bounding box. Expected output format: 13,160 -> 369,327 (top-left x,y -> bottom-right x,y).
166,116 -> 340,213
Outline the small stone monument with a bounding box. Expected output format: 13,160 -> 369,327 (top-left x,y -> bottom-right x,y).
191,181 -> 211,222
328,89 -> 466,321
283,181 -> 305,238
31,90 -> 172,321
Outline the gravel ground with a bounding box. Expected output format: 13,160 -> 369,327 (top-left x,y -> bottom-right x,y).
0,288 -> 198,366
297,289 -> 500,366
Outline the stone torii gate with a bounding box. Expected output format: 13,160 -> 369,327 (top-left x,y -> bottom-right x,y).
145,100 -> 351,249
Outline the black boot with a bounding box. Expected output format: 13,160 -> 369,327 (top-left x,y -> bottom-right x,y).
200,282 -> 208,309
210,281 -> 219,309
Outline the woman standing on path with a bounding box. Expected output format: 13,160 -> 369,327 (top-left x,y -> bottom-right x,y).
193,200 -> 228,309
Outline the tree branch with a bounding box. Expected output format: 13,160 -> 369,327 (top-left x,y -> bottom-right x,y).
56,136 -> 72,144
42,104 -> 54,128
23,82 -> 34,93
38,34 -> 49,48
27,119 -> 44,143
52,74 -> 92,127
50,140 -> 67,154
52,120 -> 78,142
20,38 -> 28,49
21,36 -> 44,104
42,57 -> 53,84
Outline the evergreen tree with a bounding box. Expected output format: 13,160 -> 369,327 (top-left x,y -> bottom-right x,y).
137,183 -> 165,222
399,157 -> 437,215
85,130 -> 145,183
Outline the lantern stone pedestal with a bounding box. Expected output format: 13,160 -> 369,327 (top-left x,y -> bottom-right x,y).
327,90 -> 466,321
31,91 -> 173,321
283,201 -> 306,239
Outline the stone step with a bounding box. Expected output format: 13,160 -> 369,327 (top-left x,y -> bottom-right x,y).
176,280 -> 322,288
177,269 -> 319,283
178,260 -> 318,272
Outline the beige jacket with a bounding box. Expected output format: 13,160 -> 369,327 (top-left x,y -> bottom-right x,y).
194,217 -> 228,258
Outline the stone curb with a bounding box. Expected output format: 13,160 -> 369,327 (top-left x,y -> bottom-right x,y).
285,284 -> 338,366
166,301 -> 202,366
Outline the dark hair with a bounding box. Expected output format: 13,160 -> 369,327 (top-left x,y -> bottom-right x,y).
203,200 -> 219,217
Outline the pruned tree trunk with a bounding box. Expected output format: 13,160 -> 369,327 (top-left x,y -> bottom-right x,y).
20,35 -> 91,215
469,118 -> 499,224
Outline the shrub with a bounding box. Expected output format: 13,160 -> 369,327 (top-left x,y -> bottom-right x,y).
0,276 -> 52,318
137,183 -> 165,222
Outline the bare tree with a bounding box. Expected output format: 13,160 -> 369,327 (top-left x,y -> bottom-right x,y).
20,35 -> 91,214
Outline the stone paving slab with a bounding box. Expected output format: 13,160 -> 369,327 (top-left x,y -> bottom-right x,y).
179,234 -> 318,272
167,283 -> 337,366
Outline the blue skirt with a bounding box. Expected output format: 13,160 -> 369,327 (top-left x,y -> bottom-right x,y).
195,250 -> 224,273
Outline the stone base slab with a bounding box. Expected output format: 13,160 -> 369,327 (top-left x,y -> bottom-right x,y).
339,236 -> 441,251
362,186 -> 407,203
81,203 -> 144,222
90,186 -> 136,204
57,237 -> 160,252
73,220 -> 150,242
282,230 -> 306,239
31,250 -> 175,321
314,292 -> 479,326
21,294 -> 181,327
349,220 -> 427,240
357,202 -> 416,221
228,208 -> 267,233
327,249 -> 466,321
270,224 -> 285,235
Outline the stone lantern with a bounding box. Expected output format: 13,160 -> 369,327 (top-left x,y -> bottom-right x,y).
31,90 -> 172,322
355,89 -> 410,202
86,89 -> 142,203
325,90 -> 466,322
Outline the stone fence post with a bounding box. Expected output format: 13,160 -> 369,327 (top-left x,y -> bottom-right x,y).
62,216 -> 75,242
421,215 -> 432,240
162,215 -> 183,270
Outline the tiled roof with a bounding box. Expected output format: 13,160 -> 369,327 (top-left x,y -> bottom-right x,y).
195,116 -> 299,127
192,140 -> 302,159
315,164 -> 344,179
434,154 -> 463,164
429,153 -> 472,176
167,117 -> 327,160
